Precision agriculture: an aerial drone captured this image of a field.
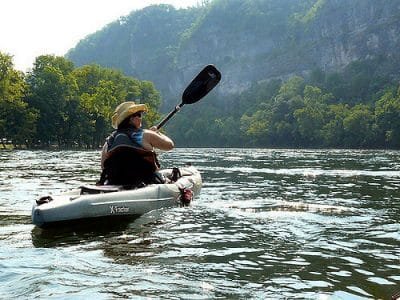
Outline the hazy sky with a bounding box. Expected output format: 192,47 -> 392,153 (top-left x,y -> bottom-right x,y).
0,0 -> 200,72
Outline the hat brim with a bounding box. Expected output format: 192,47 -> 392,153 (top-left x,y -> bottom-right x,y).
112,103 -> 148,129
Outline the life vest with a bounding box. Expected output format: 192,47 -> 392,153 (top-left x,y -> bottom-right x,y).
100,128 -> 160,186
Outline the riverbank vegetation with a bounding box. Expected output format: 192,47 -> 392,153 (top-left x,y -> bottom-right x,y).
0,52 -> 161,149
167,57 -> 400,149
1,51 -> 400,149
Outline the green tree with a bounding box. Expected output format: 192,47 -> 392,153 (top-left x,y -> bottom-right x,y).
240,109 -> 270,143
375,87 -> 400,148
25,55 -> 77,147
268,76 -> 304,146
322,103 -> 350,147
0,52 -> 37,148
139,80 -> 161,127
294,85 -> 331,146
239,76 -> 304,147
343,104 -> 375,148
73,64 -> 161,147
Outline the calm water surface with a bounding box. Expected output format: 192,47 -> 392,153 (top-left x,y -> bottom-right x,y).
0,149 -> 399,299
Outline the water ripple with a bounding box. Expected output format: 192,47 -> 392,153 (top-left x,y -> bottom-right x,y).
0,149 -> 399,299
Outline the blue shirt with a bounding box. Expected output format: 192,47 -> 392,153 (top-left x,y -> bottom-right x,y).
129,128 -> 144,148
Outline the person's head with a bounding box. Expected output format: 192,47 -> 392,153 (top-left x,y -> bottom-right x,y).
111,101 -> 148,129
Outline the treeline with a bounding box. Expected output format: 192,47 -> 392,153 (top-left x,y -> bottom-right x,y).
167,59 -> 400,149
239,77 -> 400,148
0,52 -> 161,149
2,51 -> 400,149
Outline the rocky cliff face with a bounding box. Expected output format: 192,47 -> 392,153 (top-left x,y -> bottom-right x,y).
67,0 -> 400,106
172,0 -> 400,98
300,0 -> 400,70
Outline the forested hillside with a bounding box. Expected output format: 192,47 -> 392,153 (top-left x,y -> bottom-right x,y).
67,0 -> 400,100
65,0 -> 400,148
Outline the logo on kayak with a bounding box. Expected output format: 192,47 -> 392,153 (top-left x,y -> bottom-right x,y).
110,205 -> 129,214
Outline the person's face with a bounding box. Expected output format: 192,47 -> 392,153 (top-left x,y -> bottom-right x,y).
129,111 -> 144,128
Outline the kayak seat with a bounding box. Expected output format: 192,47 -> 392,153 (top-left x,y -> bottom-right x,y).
102,146 -> 159,186
80,185 -> 122,195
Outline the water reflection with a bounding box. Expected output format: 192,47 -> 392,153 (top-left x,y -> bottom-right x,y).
30,217 -> 136,248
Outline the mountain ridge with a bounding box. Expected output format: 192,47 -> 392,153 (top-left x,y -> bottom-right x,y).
66,0 -> 400,107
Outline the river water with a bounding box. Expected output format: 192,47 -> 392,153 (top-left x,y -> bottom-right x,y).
0,149 -> 399,299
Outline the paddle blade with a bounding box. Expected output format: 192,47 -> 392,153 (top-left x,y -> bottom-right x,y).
182,65 -> 221,105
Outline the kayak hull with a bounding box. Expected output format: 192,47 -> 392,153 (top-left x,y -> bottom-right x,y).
32,166 -> 202,228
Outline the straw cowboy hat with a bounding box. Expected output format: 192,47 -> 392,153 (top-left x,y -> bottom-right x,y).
111,101 -> 148,129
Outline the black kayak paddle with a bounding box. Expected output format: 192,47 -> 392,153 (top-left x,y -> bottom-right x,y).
156,65 -> 221,130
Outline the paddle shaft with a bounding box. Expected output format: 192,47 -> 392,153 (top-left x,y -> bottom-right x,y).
156,103 -> 184,130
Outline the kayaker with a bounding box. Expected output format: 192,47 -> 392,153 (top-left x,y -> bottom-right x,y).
99,101 -> 174,186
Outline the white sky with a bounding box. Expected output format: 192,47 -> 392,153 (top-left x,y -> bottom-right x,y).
0,0 -> 200,72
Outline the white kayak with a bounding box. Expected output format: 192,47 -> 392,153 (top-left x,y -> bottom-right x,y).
31,166 -> 202,228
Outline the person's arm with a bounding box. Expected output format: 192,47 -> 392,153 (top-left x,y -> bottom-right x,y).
143,128 -> 174,151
